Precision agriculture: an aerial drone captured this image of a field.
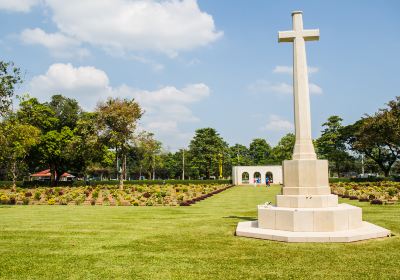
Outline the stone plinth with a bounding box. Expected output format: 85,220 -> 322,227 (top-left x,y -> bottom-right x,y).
276,194 -> 338,208
236,220 -> 391,243
258,204 -> 362,232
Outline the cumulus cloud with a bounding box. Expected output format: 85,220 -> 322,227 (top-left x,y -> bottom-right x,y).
273,65 -> 319,75
28,63 -> 209,147
309,83 -> 323,95
248,80 -> 323,95
248,80 -> 292,95
39,0 -> 222,56
0,0 -> 40,12
20,28 -> 90,58
262,115 -> 294,132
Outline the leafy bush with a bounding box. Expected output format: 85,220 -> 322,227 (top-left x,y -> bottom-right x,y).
47,198 -> 56,205
370,199 -> 383,205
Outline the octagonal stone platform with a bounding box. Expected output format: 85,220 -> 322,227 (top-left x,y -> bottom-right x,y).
236,220 -> 390,243
258,204 -> 362,232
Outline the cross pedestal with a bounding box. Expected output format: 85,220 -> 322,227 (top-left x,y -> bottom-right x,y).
236,11 -> 390,242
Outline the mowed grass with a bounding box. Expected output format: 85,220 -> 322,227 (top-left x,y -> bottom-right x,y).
0,185 -> 399,280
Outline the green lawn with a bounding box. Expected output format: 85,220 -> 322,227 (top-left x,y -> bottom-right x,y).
1,185 -> 399,280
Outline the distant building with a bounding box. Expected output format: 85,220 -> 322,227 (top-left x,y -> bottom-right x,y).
232,166 -> 283,185
30,169 -> 75,181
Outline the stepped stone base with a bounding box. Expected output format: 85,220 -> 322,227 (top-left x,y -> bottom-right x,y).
236,220 -> 390,242
258,203 -> 362,232
276,194 -> 338,208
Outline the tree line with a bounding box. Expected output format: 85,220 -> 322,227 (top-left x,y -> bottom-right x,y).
0,61 -> 399,189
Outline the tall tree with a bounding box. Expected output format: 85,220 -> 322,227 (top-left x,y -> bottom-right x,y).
229,144 -> 252,166
249,138 -> 272,165
0,61 -> 22,117
70,112 -> 105,179
48,94 -> 81,130
138,132 -> 162,180
343,117 -> 398,177
17,95 -> 58,132
96,97 -> 142,189
316,116 -> 351,177
37,127 -> 76,185
272,133 -> 295,163
0,118 -> 40,190
188,128 -> 228,179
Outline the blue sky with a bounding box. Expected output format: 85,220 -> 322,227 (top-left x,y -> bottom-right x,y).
1,0 -> 399,150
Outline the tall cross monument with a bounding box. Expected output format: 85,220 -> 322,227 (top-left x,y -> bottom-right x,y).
236,11 -> 390,242
279,11 -> 318,160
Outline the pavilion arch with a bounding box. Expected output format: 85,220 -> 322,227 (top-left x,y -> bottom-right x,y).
266,171 -> 273,183
254,172 -> 261,183
242,172 -> 249,184
232,166 -> 283,185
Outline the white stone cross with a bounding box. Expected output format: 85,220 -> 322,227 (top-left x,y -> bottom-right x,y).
278,11 -> 319,160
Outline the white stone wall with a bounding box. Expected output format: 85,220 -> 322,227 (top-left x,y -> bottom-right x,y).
232,166 -> 283,185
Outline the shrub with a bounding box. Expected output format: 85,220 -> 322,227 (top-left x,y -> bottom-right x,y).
47,198 -> 56,205
143,192 -> 151,198
34,192 -> 41,200
387,187 -> 397,197
370,199 -> 383,205
24,191 -> 32,197
0,194 -> 9,204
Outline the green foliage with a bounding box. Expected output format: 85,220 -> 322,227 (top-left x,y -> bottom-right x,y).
0,118 -> 41,189
0,61 -> 22,117
248,138 -> 272,165
188,128 -> 229,178
96,97 -> 143,189
229,144 -> 252,166
316,116 -> 354,177
271,133 -> 295,163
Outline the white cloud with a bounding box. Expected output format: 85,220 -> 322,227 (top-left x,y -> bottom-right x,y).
273,66 -> 292,74
248,80 -> 323,95
28,63 -> 209,147
309,83 -> 323,95
0,0 -> 40,12
20,28 -> 90,58
248,80 -> 292,95
273,65 -> 319,75
42,0 -> 222,56
262,115 -> 294,132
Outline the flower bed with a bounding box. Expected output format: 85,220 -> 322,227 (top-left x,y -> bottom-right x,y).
331,181 -> 400,205
0,184 -> 233,206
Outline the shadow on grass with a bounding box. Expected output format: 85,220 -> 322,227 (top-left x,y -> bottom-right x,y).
223,215 -> 256,221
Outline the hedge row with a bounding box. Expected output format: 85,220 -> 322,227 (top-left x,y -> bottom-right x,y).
329,177 -> 400,183
0,179 -> 232,189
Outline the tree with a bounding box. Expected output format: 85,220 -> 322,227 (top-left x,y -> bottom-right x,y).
229,144 -> 251,166
249,138 -> 272,165
17,95 -> 58,132
96,98 -> 142,189
0,61 -> 22,117
271,133 -> 295,163
48,94 -> 81,130
188,128 -> 228,179
137,132 -> 162,180
37,127 -> 76,185
0,118 -> 40,190
343,117 -> 398,177
316,116 -> 351,177
70,112 -> 105,179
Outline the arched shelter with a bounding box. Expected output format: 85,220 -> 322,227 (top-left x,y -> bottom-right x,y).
232,166 -> 283,185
